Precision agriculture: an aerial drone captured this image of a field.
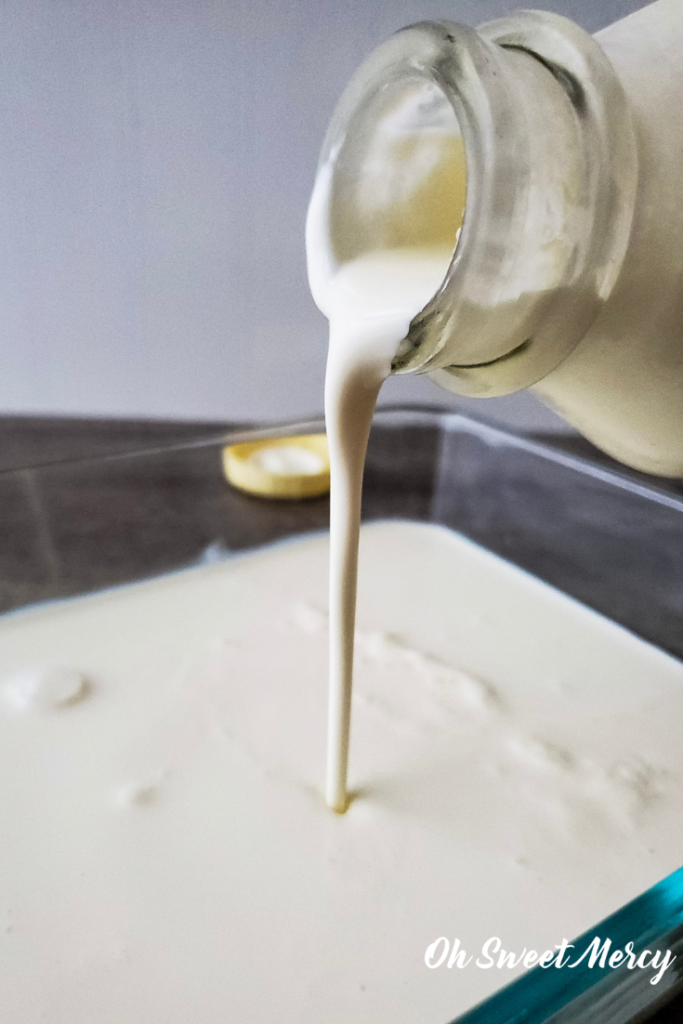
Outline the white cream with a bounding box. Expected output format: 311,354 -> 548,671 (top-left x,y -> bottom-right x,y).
307,128 -> 465,810
320,247 -> 454,810
1,521 -> 683,1021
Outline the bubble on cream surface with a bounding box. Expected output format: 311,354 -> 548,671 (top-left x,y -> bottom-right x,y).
1,665 -> 90,712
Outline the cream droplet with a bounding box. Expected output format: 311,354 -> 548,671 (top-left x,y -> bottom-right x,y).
1,666 -> 89,713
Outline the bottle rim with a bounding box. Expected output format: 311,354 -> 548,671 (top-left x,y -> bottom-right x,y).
308,12 -> 637,396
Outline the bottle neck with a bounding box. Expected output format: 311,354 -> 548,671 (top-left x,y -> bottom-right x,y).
311,12 -> 637,397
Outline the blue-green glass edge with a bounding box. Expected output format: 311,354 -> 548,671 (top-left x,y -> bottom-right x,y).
449,865 -> 683,1023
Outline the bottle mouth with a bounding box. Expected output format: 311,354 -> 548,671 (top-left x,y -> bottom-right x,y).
305,23 -> 471,327
324,74 -> 466,268
306,20 -> 516,376
308,14 -> 637,397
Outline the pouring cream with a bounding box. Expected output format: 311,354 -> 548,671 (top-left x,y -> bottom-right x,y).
307,123 -> 466,811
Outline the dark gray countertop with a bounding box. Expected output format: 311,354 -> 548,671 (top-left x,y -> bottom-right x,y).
2,411 -> 682,494
0,414 -> 237,472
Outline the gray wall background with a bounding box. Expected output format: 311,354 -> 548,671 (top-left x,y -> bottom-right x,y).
0,0 -> 649,430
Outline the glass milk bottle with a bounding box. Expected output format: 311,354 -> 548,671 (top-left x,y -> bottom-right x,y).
307,0 -> 683,477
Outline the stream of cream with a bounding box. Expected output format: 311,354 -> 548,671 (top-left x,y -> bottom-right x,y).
307,134 -> 465,811
321,248 -> 453,810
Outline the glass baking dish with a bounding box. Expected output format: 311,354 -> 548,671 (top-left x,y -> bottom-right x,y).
1,404 -> 683,1023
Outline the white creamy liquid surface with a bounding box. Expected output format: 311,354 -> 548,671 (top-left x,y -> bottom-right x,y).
2,521 -> 683,1021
